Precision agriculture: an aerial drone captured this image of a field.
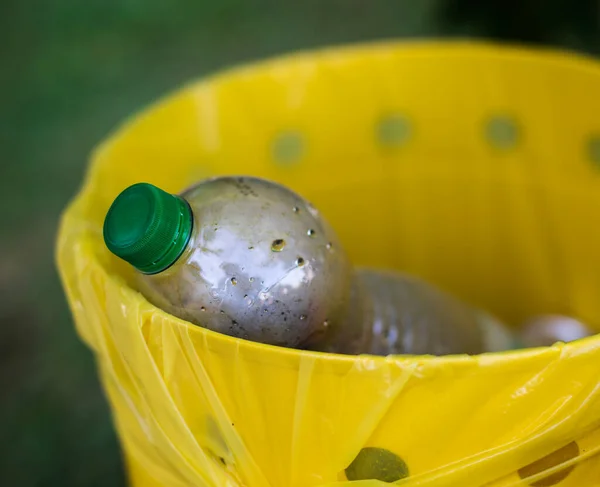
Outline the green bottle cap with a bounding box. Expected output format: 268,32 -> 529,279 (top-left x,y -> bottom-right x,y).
103,183 -> 193,274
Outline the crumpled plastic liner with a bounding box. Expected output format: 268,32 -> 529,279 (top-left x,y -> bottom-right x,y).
57,41 -> 600,486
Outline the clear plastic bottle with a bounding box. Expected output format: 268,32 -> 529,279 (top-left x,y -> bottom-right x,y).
519,315 -> 593,348
103,177 -> 515,355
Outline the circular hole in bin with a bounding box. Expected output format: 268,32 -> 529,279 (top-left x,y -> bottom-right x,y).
377,114 -> 411,147
485,115 -> 520,150
272,131 -> 304,165
345,447 -> 409,483
587,135 -> 600,168
517,441 -> 579,487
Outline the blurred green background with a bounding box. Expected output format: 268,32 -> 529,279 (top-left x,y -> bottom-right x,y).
0,1 -> 598,485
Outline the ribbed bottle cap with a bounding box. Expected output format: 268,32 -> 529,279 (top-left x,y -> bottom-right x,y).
103,183 -> 193,274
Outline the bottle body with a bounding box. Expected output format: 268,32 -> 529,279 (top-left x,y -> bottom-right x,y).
312,269 -> 516,356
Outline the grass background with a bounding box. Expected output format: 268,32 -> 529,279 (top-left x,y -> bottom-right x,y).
0,1 -> 598,485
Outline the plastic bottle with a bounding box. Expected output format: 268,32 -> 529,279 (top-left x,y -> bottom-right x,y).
519,315 -> 593,348
103,176 -> 515,355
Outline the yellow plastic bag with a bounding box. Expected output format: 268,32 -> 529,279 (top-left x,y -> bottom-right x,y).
57,41 -> 600,487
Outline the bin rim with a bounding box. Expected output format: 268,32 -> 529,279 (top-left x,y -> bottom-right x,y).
91,37 -> 600,163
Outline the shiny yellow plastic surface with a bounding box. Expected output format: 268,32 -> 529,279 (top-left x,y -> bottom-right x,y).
57,42 -> 600,487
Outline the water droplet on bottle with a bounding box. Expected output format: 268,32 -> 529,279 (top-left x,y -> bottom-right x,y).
300,314 -> 307,321
249,277 -> 255,282
220,310 -> 225,314
323,320 -> 329,328
296,257 -> 305,267
200,306 -> 206,312
244,295 -> 252,306
326,242 -> 333,250
293,206 -> 300,213
248,246 -> 254,250
232,320 -> 238,326
271,239 -> 286,252
259,292 -> 269,301
307,229 -> 316,237
231,277 -> 237,286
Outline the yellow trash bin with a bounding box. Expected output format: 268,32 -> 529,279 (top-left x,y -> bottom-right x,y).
57,41 -> 600,487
